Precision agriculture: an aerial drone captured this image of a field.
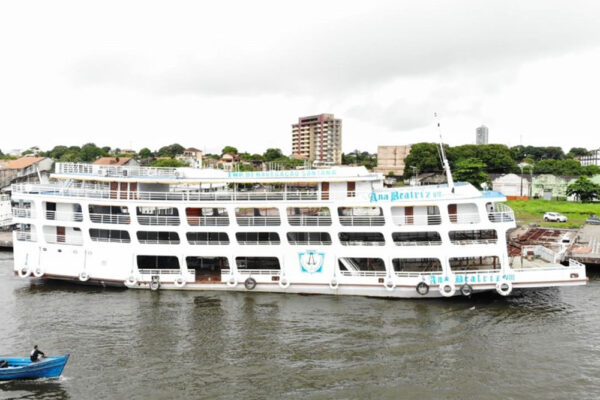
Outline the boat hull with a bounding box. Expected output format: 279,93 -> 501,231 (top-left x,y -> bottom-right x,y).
0,355 -> 69,380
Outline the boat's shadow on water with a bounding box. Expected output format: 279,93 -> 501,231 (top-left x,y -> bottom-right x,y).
15,279 -> 127,296
0,378 -> 69,399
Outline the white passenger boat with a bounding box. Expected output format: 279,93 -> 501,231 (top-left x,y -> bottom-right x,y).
10,160 -> 587,298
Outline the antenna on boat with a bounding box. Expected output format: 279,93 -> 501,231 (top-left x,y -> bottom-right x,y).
435,112 -> 455,193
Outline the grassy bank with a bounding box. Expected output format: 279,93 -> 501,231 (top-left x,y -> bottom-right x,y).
505,199 -> 600,228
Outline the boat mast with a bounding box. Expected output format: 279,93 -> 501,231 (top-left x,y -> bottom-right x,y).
435,112 -> 455,192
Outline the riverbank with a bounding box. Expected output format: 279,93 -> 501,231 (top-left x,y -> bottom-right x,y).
506,199 -> 600,228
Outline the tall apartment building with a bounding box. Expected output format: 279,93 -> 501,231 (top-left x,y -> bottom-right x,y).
476,125 -> 489,144
292,114 -> 342,166
580,149 -> 600,166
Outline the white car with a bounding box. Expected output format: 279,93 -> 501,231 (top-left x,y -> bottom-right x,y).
544,212 -> 568,222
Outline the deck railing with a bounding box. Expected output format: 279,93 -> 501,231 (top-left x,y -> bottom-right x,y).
186,216 -> 229,226
340,270 -> 386,277
448,212 -> 480,224
137,215 -> 181,226
237,240 -> 281,245
188,240 -> 230,245
287,216 -> 332,226
138,269 -> 195,275
450,239 -> 498,245
237,269 -> 280,275
392,215 -> 442,226
89,213 -> 131,224
16,231 -> 37,242
12,208 -> 33,218
394,241 -> 442,246
45,210 -> 84,222
287,240 -> 333,246
235,216 -> 281,226
339,241 -> 385,246
44,234 -> 83,245
338,216 -> 385,226
137,239 -> 181,245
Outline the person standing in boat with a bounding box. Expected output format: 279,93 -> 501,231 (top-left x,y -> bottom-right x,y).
30,345 -> 46,362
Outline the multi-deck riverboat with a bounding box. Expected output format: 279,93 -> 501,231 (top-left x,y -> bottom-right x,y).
11,161 -> 587,298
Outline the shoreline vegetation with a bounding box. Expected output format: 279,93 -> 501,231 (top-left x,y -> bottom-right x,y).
506,199 -> 600,228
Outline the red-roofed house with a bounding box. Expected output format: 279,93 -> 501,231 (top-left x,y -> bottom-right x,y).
177,147 -> 204,168
0,156 -> 53,190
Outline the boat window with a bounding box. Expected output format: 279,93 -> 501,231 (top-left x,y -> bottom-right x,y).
447,203 -> 480,224
236,232 -> 280,245
186,207 -> 229,226
11,200 -> 34,218
286,207 -> 331,226
89,229 -> 131,243
448,230 -> 497,244
338,258 -> 385,271
15,223 -> 36,242
235,208 -> 280,226
235,257 -> 281,270
338,207 -> 384,226
338,232 -> 385,246
186,232 -> 229,245
392,232 -> 442,246
137,255 -> 180,269
43,225 -> 83,246
44,202 -> 83,222
392,258 -> 442,273
449,256 -> 500,271
137,207 -> 180,226
88,205 -> 130,224
186,256 -> 228,282
391,205 -> 441,225
136,231 -> 180,244
287,232 -> 332,245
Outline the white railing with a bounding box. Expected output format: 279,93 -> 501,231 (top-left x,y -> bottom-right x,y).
44,234 -> 83,245
340,270 -> 386,277
57,162 -> 178,178
448,213 -> 480,224
450,239 -> 498,245
16,231 -> 37,242
90,237 -> 131,243
188,240 -> 230,245
186,216 -> 229,226
287,240 -> 332,246
338,216 -> 385,226
287,216 -> 332,226
522,245 -> 559,263
450,268 -> 501,274
137,239 -> 181,245
237,240 -> 281,245
12,208 -> 33,218
236,216 -> 281,226
45,210 -> 84,222
395,271 -> 443,278
237,269 -> 280,275
138,269 -> 194,275
340,241 -> 385,246
394,241 -> 442,246
392,215 -> 442,226
89,213 -> 131,224
137,215 -> 181,226
488,211 -> 515,223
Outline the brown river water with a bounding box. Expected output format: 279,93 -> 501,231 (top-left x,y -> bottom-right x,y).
0,251 -> 599,400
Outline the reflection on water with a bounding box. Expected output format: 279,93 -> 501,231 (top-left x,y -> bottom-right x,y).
1,251 -> 599,400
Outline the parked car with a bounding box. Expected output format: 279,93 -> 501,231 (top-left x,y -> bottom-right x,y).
585,214 -> 600,225
544,212 -> 568,222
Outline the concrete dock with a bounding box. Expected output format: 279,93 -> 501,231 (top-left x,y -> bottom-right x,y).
0,231 -> 13,249
569,225 -> 600,265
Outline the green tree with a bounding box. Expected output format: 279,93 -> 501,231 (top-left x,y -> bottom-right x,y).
567,176 -> 600,202
151,159 -> 187,167
453,158 -> 489,189
582,165 -> 600,176
80,143 -> 104,162
139,148 -> 153,158
221,146 -> 238,155
403,143 -> 443,178
263,148 -> 283,161
567,147 -> 589,158
157,144 -> 185,157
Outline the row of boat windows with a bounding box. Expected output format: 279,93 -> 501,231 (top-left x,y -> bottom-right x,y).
16,224 -> 498,246
136,255 -> 501,273
23,202 -> 510,226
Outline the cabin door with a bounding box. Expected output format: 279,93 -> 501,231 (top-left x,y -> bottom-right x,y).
448,204 -> 457,223
404,206 -> 414,225
56,226 -> 65,243
321,182 -> 329,200
110,182 -> 118,199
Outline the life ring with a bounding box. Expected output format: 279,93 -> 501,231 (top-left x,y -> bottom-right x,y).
78,271 -> 90,282
439,282 -> 456,297
174,276 -> 186,288
496,280 -> 512,296
150,279 -> 160,291
384,278 -> 395,291
32,266 -> 44,278
278,277 -> 290,289
18,266 -> 31,278
416,282 -> 429,296
244,277 -> 257,290
460,284 -> 473,297
329,278 -> 339,290
226,276 -> 237,287
124,275 -> 138,287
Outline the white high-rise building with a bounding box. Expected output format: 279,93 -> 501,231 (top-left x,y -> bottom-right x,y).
476,125 -> 489,145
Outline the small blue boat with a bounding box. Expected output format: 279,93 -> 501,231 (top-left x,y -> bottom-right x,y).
0,354 -> 69,380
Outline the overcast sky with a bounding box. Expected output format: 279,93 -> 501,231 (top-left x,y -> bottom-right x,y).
1,0 -> 600,155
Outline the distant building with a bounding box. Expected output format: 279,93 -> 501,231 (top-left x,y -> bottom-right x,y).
580,149 -> 600,167
292,113 -> 342,166
219,152 -> 241,171
476,125 -> 489,145
0,156 -> 53,190
373,145 -> 412,176
492,173 -> 530,200
92,157 -> 139,167
177,147 -> 204,168
531,174 -> 568,200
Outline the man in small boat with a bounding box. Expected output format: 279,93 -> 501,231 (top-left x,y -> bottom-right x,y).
30,345 -> 46,362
